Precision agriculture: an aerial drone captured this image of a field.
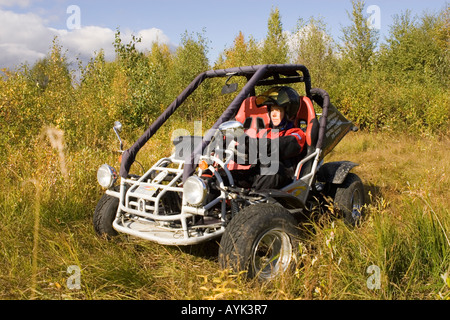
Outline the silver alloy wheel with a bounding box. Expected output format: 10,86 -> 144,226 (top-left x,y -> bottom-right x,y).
251,229 -> 293,280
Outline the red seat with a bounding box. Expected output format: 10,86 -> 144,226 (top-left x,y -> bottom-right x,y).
294,96 -> 318,147
234,96 -> 270,138
228,97 -> 270,171
228,95 -> 318,175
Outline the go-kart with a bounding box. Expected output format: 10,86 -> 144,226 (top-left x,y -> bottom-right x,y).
94,64 -> 364,280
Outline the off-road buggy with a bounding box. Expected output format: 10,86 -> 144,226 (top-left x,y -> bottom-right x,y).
94,64 -> 364,280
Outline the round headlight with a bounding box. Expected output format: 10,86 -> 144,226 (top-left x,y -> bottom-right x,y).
97,164 -> 118,189
183,176 -> 207,206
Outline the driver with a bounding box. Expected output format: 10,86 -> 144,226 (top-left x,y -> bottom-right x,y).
234,86 -> 306,190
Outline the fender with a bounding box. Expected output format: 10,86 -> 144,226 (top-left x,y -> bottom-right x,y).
249,189 -> 306,210
317,161 -> 359,185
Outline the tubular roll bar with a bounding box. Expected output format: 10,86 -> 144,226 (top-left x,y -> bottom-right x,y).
119,64 -> 312,181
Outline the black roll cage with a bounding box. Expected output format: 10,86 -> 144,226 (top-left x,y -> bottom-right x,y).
118,64 -> 334,182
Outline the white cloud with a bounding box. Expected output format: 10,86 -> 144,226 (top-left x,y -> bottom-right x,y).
53,26 -> 117,62
134,28 -> 171,51
0,0 -> 32,8
285,24 -> 335,60
0,9 -> 174,70
0,43 -> 46,68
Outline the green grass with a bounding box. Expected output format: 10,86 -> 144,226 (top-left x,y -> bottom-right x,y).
0,129 -> 449,300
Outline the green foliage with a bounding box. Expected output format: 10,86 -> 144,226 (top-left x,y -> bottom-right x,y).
114,31 -> 157,128
326,1 -> 449,132
3,3 -> 446,143
168,30 -> 212,120
0,38 -> 75,148
340,0 -> 379,72
261,7 -> 289,64
379,9 -> 449,86
293,16 -> 338,89
215,31 -> 261,68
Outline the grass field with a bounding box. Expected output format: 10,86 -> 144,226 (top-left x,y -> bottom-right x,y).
0,129 -> 449,300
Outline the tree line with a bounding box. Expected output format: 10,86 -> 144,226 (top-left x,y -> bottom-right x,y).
1,1 -> 448,153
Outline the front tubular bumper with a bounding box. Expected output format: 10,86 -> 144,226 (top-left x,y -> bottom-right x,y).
110,157 -> 227,246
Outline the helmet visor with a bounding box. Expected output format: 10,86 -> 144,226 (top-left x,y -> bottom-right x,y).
255,94 -> 278,107
255,87 -> 288,108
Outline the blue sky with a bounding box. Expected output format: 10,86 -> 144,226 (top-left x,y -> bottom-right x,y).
0,0 -> 447,69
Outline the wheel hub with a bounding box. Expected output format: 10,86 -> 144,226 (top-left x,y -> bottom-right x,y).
251,229 -> 293,280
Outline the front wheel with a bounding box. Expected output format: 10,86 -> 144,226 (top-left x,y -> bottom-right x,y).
93,190 -> 119,239
219,203 -> 300,280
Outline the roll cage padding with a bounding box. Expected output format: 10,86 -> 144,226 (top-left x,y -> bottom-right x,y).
293,96 -> 319,179
119,65 -> 312,181
309,88 -> 330,151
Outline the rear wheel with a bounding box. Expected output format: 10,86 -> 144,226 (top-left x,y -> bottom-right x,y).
219,203 -> 300,280
331,173 -> 365,225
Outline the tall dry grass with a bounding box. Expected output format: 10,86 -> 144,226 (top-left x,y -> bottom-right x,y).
0,128 -> 448,300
